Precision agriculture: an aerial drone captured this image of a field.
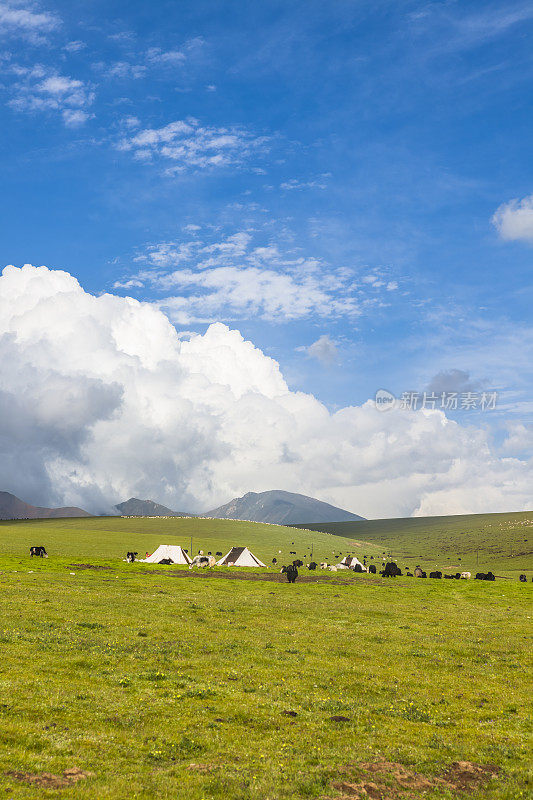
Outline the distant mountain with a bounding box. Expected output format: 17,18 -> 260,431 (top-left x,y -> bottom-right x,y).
0,491 -> 91,520
115,497 -> 192,517
205,490 -> 365,525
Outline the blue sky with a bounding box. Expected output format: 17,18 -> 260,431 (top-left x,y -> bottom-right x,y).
0,0 -> 532,514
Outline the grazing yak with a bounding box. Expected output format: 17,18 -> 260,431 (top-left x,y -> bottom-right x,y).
519,574 -> 527,582
126,551 -> 138,563
429,571 -> 442,579
307,562 -> 317,570
190,554 -> 216,569
475,572 -> 495,581
381,561 -> 401,577
293,559 -> 304,568
414,566 -> 427,578
460,572 -> 471,579
281,565 -> 298,583
30,546 -> 48,558
368,564 -> 377,574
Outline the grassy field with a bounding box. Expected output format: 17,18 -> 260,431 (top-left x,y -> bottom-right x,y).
291,511 -> 533,577
0,515 -> 353,568
0,515 -> 531,799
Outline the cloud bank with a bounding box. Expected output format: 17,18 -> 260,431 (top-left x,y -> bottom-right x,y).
0,264 -> 531,517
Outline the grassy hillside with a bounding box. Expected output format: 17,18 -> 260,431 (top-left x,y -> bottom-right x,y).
2,511 -> 533,576
0,561 -> 530,799
291,511 -> 533,576
0,515 -> 353,567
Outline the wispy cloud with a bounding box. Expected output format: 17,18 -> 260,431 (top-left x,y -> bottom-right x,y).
0,1 -> 59,43
93,60 -> 147,80
113,229 -> 399,324
280,174 -> 330,191
93,46 -> 188,83
145,47 -> 186,65
410,2 -> 533,53
116,118 -> 269,174
63,40 -> 86,53
492,194 -> 533,244
7,65 -> 94,125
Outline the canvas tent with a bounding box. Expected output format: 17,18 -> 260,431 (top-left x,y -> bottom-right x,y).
216,547 -> 266,567
141,545 -> 191,565
341,555 -> 365,570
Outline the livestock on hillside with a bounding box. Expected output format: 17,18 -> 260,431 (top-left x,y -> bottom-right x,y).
126,551 -> 138,563
308,562 -> 317,570
429,571 -> 442,579
284,564 -> 298,583
190,554 -> 216,569
519,574 -> 527,582
460,572 -> 471,579
29,546 -> 47,558
381,561 -> 401,577
414,566 -> 427,578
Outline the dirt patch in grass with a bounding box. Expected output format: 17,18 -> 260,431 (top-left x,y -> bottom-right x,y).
6,766 -> 94,788
441,761 -> 501,792
328,760 -> 500,798
139,569 -> 371,584
70,563 -> 112,570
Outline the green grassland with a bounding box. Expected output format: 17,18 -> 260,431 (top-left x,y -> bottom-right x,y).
0,515 -> 352,568
0,514 -> 531,799
292,511 -> 533,576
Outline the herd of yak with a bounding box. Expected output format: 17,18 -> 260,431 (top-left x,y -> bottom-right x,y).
278,558 -> 532,584
28,545 -> 530,585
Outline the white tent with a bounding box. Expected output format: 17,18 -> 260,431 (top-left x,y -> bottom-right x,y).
140,545 -> 192,565
341,555 -> 365,570
216,547 -> 266,567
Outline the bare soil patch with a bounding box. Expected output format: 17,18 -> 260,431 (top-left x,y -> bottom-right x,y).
328,760 -> 500,799
70,563 -> 112,570
6,766 -> 94,789
140,569 -> 380,585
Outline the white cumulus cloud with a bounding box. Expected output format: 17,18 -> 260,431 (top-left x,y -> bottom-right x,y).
492,194 -> 533,244
0,264 -> 531,518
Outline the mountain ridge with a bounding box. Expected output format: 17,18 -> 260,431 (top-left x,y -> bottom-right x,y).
115,498 -> 193,517
0,491 -> 92,520
204,490 -> 365,525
